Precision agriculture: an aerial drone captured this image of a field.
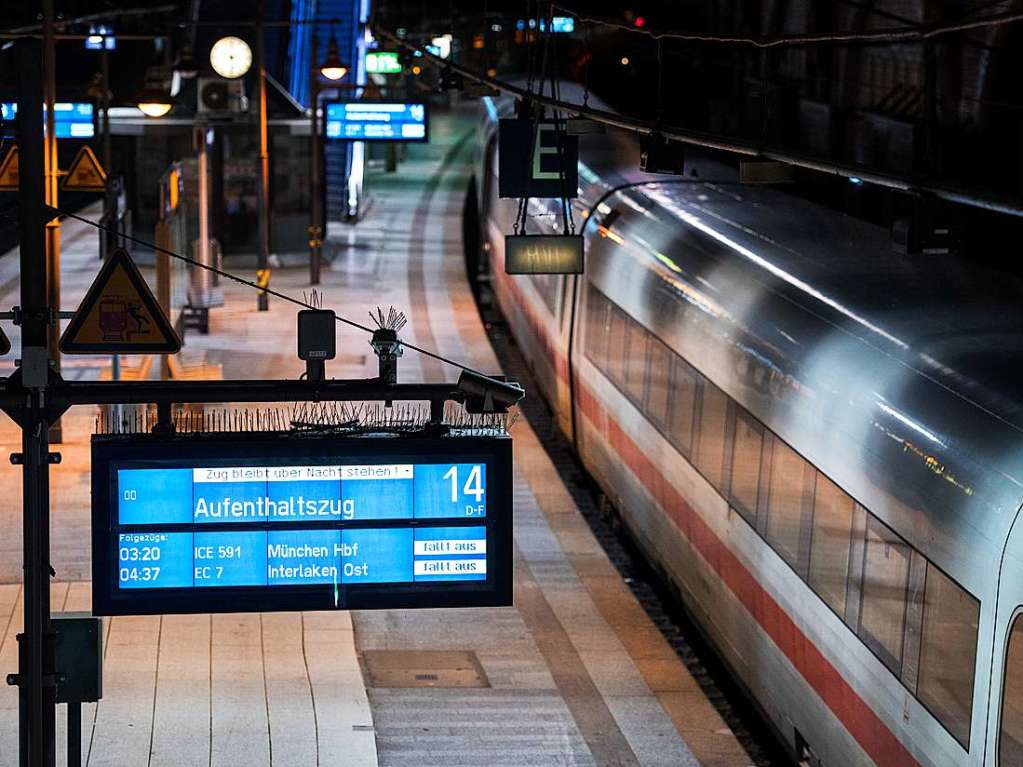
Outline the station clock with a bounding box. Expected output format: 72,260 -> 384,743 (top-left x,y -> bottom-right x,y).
209,36 -> 252,79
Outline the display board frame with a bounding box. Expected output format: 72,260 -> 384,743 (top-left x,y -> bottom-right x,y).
322,99 -> 429,143
91,432 -> 512,616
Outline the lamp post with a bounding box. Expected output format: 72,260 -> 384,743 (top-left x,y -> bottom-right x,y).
308,32 -> 348,285
255,1 -> 270,311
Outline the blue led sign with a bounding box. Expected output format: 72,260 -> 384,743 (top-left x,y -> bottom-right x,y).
1,102 -> 95,139
92,434 -> 512,615
324,101 -> 428,142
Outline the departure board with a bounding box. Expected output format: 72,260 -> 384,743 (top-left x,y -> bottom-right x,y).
1,102 -> 95,139
324,101 -> 428,142
92,434 -> 512,616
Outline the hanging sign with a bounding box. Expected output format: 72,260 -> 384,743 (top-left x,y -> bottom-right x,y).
324,101 -> 428,142
91,433 -> 514,616
62,145 -> 106,191
504,235 -> 583,275
498,118 -> 578,199
59,247 -> 181,354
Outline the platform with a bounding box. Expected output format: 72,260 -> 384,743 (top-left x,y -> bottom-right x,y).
0,109 -> 754,766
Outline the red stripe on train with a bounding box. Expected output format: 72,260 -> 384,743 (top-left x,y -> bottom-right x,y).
496,271 -> 919,767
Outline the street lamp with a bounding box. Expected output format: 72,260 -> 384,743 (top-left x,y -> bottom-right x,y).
319,35 -> 348,81
308,35 -> 350,284
136,66 -> 173,117
136,88 -> 173,117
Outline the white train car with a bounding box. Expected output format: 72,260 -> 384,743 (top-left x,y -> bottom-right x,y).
471,96 -> 1023,766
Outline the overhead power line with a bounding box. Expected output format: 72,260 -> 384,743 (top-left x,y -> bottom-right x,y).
48,206 -> 496,381
551,3 -> 1023,47
371,24 -> 1023,219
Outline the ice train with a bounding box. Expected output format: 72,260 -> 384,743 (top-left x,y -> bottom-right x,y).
470,96 -> 1023,766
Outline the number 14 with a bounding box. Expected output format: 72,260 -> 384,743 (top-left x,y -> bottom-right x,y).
443,465 -> 484,503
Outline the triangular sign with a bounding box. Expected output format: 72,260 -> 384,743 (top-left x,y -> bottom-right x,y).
0,325 -> 10,356
60,248 -> 181,354
61,145 -> 106,192
0,145 -> 18,191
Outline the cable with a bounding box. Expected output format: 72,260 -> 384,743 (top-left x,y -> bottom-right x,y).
552,3 -> 1023,47
370,23 -> 1023,219
47,206 -> 497,380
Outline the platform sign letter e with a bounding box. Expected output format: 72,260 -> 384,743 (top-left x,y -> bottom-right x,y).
532,123 -> 560,181
497,118 -> 578,200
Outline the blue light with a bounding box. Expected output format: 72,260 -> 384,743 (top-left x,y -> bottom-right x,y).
84,24 -> 115,51
551,16 -> 576,33
516,19 -> 525,30
848,176 -> 863,185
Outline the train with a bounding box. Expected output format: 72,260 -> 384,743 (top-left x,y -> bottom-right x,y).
469,94 -> 1023,766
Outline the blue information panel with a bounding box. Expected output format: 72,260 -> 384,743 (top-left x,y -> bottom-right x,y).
1,102 -> 95,139
324,101 -> 428,142
92,434 -> 512,615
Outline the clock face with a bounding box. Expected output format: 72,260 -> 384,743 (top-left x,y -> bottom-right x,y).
210,36 -> 252,79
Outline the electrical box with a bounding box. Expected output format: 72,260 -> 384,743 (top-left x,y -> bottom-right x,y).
297,309 -> 337,361
53,613 -> 103,704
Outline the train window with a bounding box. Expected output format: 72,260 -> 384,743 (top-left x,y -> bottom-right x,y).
585,287 -> 609,370
808,474 -> 856,616
530,273 -> 559,315
645,339 -> 672,429
764,438 -> 811,574
858,516 -> 911,675
1000,614 -> 1023,764
625,321 -> 650,405
917,565 -> 979,749
696,381 -> 729,492
607,307 -> 628,387
728,411 -> 763,524
668,358 -> 698,456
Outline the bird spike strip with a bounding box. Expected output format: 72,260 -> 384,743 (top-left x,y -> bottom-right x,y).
95,401 -> 513,436
369,306 -> 408,332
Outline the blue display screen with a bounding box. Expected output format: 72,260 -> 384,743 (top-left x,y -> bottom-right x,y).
114,461 -> 488,590
1,102 -> 95,139
324,102 -> 428,142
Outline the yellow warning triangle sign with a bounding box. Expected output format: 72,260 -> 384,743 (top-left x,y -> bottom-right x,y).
60,248 -> 181,354
61,145 -> 106,192
0,145 -> 18,191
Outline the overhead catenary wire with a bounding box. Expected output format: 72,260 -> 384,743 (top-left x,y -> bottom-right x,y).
370,23 -> 1023,219
47,206 -> 499,382
551,3 -> 1023,47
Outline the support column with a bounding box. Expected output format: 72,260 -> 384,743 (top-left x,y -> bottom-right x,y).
15,35 -> 57,767
43,0 -> 62,443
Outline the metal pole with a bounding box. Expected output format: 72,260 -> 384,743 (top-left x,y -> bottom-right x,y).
197,125 -> 211,297
102,45 -> 121,384
309,36 -> 321,285
43,0 -> 62,444
15,35 -> 57,767
255,0 -> 270,310
101,48 -> 111,173
67,703 -> 81,767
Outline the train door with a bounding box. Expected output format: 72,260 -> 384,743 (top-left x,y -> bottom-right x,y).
987,504 -> 1023,765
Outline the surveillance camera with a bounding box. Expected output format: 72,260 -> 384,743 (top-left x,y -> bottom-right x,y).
457,370 -> 525,413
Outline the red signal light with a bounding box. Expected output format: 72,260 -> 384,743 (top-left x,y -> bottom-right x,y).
634,16 -> 646,28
